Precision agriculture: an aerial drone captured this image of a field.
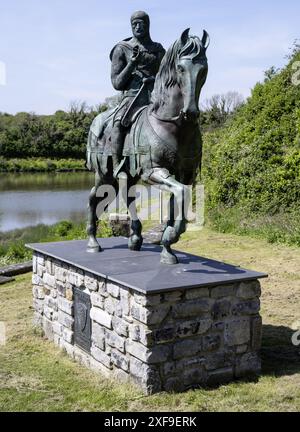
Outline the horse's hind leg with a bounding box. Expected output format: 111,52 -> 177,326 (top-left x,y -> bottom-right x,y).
87,173 -> 103,253
126,179 -> 143,251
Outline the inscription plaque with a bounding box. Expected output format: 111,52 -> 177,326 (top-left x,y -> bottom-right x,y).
74,287 -> 91,353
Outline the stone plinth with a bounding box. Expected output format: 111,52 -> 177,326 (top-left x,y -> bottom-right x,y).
27,237 -> 267,394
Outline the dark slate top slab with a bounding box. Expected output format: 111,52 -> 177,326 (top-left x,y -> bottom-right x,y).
26,237 -> 268,294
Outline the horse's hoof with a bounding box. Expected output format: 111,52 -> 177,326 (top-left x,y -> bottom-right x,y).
86,238 -> 102,253
160,248 -> 178,265
128,235 -> 143,251
86,245 -> 102,253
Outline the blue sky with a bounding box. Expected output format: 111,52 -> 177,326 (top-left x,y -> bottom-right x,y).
0,0 -> 299,114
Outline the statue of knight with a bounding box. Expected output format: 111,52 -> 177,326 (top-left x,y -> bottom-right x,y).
109,10 -> 165,177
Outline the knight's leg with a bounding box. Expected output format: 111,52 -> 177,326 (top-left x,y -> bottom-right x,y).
145,169 -> 188,265
87,173 -> 103,253
126,181 -> 143,251
111,120 -> 125,177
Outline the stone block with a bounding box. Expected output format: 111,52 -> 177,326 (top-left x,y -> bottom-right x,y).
185,287 -> 209,300
53,321 -> 63,336
44,305 -> 54,321
45,259 -> 53,275
235,352 -> 261,377
207,367 -> 233,385
91,292 -> 104,309
45,296 -> 58,311
232,299 -> 260,316
251,316 -> 262,350
84,273 -> 98,291
120,288 -> 130,316
210,284 -> 236,298
173,299 -> 213,319
237,281 -> 261,299
106,329 -> 125,353
42,317 -> 54,341
163,291 -> 183,303
58,297 -> 73,315
134,292 -> 161,307
173,338 -> 202,360
91,345 -> 112,369
127,341 -> 170,364
212,299 -> 231,320
183,365 -> 207,387
107,283 -> 120,298
111,349 -> 129,371
32,274 -> 43,286
56,281 -> 66,297
104,297 -> 118,315
202,335 -> 222,352
131,303 -> 170,326
90,307 -> 112,329
225,318 -> 250,346
33,299 -> 44,314
33,286 -> 45,300
112,316 -> 128,337
58,310 -> 74,330
92,322 -> 105,351
129,357 -> 162,394
43,273 -> 56,288
62,328 -> 74,344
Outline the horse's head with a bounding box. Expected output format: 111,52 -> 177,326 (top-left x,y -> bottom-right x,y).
176,29 -> 209,120
153,29 -> 209,122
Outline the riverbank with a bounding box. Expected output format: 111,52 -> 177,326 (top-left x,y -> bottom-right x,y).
1,228 -> 299,411
0,158 -> 86,172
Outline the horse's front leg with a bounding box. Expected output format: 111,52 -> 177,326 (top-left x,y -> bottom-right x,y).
87,174 -> 103,253
146,169 -> 188,265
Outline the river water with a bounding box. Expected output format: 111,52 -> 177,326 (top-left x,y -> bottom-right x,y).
0,172 -> 161,233
0,172 -> 94,232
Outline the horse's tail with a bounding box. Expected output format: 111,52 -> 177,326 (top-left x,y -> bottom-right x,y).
86,130 -> 98,172
86,108 -> 116,173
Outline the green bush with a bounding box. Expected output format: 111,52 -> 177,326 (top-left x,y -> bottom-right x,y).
201,48 -> 300,246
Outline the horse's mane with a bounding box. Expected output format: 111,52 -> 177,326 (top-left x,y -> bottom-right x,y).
152,35 -> 205,110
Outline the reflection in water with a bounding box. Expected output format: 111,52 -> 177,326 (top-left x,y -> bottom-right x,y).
0,172 -> 94,232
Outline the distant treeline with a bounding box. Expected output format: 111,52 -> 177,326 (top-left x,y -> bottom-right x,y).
0,102 -> 107,160
0,93 -> 243,161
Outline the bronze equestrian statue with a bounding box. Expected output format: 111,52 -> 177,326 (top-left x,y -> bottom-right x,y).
86,11 -> 209,265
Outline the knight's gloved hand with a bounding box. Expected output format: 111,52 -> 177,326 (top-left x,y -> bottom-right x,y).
131,46 -> 142,63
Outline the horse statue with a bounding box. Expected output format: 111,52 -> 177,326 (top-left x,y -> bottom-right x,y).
86,28 -> 209,265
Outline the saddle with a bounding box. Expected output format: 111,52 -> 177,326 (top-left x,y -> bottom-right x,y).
86,106 -> 149,177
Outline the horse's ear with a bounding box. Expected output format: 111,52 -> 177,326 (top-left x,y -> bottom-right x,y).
202,30 -> 210,50
180,28 -> 190,46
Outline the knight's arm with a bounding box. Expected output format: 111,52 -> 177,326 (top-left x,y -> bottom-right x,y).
111,45 -> 136,91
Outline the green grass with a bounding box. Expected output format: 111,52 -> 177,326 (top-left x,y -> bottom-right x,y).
206,205 -> 300,248
0,220 -> 113,266
0,158 -> 86,173
1,227 -> 300,412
